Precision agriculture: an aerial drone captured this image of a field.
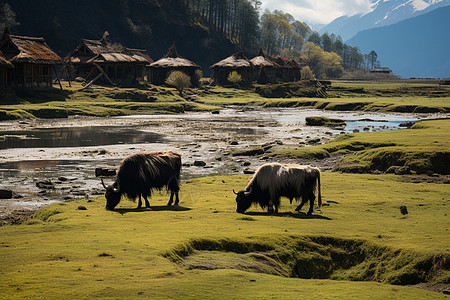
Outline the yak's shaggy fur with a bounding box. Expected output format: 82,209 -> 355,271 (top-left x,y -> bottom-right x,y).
235,163 -> 322,214
103,152 -> 181,210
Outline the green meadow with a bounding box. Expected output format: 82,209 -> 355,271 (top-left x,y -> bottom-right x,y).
272,119 -> 450,175
0,79 -> 449,120
1,173 -> 449,299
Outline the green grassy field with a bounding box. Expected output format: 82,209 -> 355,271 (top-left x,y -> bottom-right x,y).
1,173 -> 449,299
272,119 -> 450,175
1,80 -> 449,120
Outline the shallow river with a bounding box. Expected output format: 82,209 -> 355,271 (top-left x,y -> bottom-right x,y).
0,107 -> 441,219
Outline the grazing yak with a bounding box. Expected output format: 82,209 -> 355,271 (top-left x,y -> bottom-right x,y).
101,151 -> 181,210
233,163 -> 322,215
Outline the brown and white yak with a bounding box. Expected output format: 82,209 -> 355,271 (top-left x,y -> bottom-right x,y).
233,163 -> 322,215
101,151 -> 181,210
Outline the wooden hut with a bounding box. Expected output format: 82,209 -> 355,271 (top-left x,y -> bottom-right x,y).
0,30 -> 61,88
272,57 -> 301,82
148,45 -> 201,86
0,52 -> 13,88
67,32 -> 152,85
211,52 -> 253,85
250,48 -> 278,84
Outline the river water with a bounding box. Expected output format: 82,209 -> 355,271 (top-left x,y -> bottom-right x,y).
0,107 -> 441,219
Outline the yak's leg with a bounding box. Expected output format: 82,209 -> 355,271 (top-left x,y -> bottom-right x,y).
307,193 -> 316,215
167,192 -> 174,206
174,192 -> 179,205
137,194 -> 142,208
143,195 -> 151,209
295,198 -> 307,212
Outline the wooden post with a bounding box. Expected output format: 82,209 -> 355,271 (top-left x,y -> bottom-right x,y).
79,73 -> 103,91
53,65 -> 63,90
94,63 -> 115,86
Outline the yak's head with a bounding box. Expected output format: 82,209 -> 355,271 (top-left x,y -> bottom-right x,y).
102,179 -> 122,210
233,187 -> 253,213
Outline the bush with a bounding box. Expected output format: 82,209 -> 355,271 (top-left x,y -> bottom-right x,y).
165,71 -> 191,96
301,66 -> 315,80
227,71 -> 242,86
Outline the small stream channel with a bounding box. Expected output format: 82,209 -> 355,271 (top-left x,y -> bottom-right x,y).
0,107 -> 433,220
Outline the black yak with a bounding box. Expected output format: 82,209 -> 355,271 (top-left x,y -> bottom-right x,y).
233,163 -> 321,215
101,151 -> 181,210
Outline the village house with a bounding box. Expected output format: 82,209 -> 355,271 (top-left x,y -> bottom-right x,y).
67,32 -> 152,85
211,52 -> 253,85
0,27 -> 61,88
272,57 -> 302,82
370,67 -> 393,74
148,44 -> 201,86
0,51 -> 13,89
250,48 -> 279,84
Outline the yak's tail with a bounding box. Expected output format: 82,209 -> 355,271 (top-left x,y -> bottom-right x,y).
317,172 -> 322,208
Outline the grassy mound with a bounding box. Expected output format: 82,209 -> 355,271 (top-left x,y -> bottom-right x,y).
306,116 -> 346,127
1,173 -> 449,298
272,119 -> 450,174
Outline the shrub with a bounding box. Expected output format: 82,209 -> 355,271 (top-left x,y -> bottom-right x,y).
227,71 -> 242,86
165,71 -> 191,96
301,66 -> 315,80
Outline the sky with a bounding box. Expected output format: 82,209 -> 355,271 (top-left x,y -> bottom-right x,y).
260,0 -> 373,27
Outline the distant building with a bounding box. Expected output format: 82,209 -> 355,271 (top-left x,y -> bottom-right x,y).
250,48 -> 278,84
0,51 -> 13,88
271,57 -> 302,82
148,45 -> 201,86
370,67 -> 392,74
0,27 -> 61,88
211,52 -> 253,85
67,32 -> 152,85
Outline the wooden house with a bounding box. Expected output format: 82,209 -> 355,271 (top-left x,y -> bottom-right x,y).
250,48 -> 278,84
0,52 -> 13,88
272,57 -> 301,82
210,52 -> 253,85
0,29 -> 61,88
148,45 -> 201,86
67,32 -> 152,85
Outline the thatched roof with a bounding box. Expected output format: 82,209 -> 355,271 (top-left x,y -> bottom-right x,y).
1,35 -> 61,64
0,52 -> 13,68
211,52 -> 252,69
250,49 -> 278,68
123,48 -> 153,64
271,57 -> 301,69
150,45 -> 200,68
88,52 -> 151,64
80,38 -> 116,55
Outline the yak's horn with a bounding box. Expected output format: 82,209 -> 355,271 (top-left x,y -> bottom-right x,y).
233,189 -> 238,195
243,187 -> 252,196
113,184 -> 120,193
101,178 -> 108,190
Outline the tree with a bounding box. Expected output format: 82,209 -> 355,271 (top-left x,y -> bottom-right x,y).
368,50 -> 378,70
0,3 -> 19,28
165,71 -> 191,97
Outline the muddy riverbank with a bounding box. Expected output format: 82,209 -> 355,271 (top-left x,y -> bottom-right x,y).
1,107 -> 445,225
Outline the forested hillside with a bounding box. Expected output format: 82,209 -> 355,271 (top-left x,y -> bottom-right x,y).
1,0 -> 261,73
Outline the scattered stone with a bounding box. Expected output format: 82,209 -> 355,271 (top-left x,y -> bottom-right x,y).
211,110 -> 220,114
95,168 -> 116,177
36,180 -> 54,189
242,161 -> 251,166
230,141 -> 239,145
243,168 -> 256,175
0,189 -> 13,199
353,129 -> 360,133
400,205 -> 408,215
307,138 -> 321,144
399,121 -> 414,128
193,160 -> 206,167
77,206 -> 87,210
58,177 -> 69,182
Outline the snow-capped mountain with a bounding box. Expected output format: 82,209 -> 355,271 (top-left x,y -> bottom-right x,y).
320,0 -> 450,40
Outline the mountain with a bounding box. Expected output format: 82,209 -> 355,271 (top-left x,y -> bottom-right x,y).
320,0 -> 450,40
348,5 -> 450,78
1,0 -> 238,74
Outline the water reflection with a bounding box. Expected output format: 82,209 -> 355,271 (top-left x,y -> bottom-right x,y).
0,126 -> 164,150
